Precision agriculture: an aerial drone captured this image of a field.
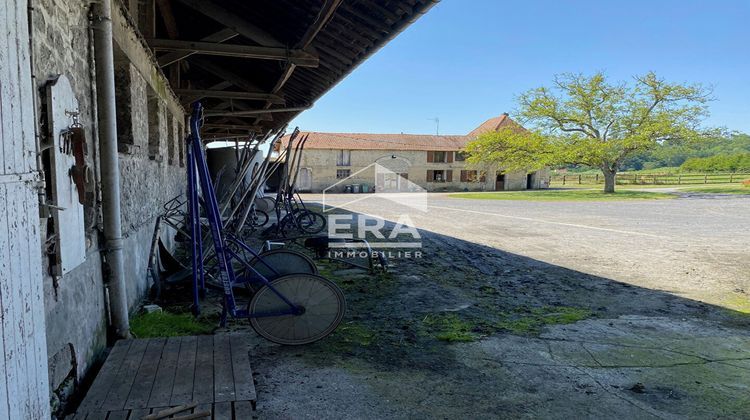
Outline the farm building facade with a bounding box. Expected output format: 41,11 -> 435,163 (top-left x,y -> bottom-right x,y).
0,0 -> 436,416
282,114 -> 550,192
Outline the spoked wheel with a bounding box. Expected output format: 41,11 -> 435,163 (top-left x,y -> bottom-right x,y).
296,210 -> 327,234
249,274 -> 346,345
248,249 -> 318,280
250,210 -> 269,227
261,197 -> 276,212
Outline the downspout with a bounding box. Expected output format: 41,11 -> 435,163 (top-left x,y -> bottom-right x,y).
92,0 -> 130,339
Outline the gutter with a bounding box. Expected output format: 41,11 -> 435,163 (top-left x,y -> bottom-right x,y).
92,0 -> 130,339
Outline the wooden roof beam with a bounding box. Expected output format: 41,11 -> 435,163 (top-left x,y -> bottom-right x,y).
253,0 -> 343,125
205,106 -> 311,118
149,39 -> 319,67
173,89 -> 285,104
157,28 -> 238,67
174,0 -> 285,47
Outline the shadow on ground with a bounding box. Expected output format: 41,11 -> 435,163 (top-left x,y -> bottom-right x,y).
220,209 -> 749,419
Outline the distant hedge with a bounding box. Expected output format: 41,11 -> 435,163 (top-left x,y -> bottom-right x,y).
680,153 -> 750,172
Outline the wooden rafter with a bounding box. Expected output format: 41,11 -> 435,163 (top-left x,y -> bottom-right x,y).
149,39 -> 319,67
253,0 -> 344,125
174,0 -> 285,47
204,106 -> 311,118
157,28 -> 238,67
173,89 -> 285,104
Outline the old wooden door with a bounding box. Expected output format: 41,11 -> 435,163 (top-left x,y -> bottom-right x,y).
495,172 -> 505,191
0,0 -> 51,417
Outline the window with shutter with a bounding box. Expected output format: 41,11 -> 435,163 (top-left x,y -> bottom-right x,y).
447,152 -> 453,163
426,151 -> 434,163
446,170 -> 453,182
336,150 -> 351,166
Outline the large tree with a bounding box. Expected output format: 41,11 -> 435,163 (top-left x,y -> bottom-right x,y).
465,72 -> 711,192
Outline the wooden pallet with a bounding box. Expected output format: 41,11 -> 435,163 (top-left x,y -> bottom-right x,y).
71,334 -> 256,420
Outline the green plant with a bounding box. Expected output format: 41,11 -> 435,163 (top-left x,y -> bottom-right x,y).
465,72 -> 712,193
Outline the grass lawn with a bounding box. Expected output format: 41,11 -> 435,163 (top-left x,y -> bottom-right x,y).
678,185 -> 750,194
449,189 -> 676,201
130,311 -> 216,338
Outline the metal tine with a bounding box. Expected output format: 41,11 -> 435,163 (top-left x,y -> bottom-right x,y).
225,128 -> 287,224
234,127 -> 291,233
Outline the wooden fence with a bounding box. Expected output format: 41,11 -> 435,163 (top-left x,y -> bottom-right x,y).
550,172 -> 750,186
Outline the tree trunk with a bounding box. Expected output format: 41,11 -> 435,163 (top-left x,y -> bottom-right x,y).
603,169 -> 616,193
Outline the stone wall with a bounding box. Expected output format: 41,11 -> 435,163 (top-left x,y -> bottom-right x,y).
298,149 -> 548,193
30,0 -> 185,414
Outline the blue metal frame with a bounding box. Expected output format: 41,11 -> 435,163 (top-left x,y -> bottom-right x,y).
186,102 -> 300,324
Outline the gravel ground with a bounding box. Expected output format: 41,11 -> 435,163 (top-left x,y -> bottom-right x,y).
227,192 -> 750,419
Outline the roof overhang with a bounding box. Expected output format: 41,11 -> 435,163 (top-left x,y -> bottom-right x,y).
142,0 -> 439,140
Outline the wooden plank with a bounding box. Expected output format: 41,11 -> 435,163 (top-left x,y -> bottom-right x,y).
233,401 -> 255,418
0,185 -> 13,419
77,341 -> 133,412
147,336 -> 181,407
125,338 -> 167,409
212,401 -> 232,420
101,339 -> 149,411
170,336 -> 198,405
212,335 -> 235,402
3,184 -> 24,418
127,408 -> 151,420
230,335 -> 256,402
106,410 -> 129,420
82,411 -> 108,420
194,404 -> 211,418
192,336 -> 214,404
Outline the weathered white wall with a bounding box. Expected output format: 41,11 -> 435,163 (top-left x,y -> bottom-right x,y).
0,0 -> 51,418
29,0 -> 185,415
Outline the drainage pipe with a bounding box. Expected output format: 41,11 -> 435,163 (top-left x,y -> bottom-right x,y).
92,0 -> 130,339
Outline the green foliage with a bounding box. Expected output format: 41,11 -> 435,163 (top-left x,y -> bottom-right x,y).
621,133 -> 750,170
680,152 -> 750,172
464,72 -> 712,192
130,311 -> 216,338
448,189 -> 675,201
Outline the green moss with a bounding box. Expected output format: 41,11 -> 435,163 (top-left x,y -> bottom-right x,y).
497,306 -> 593,334
723,293 -> 750,314
130,311 -> 216,338
319,321 -> 378,353
422,313 -> 478,342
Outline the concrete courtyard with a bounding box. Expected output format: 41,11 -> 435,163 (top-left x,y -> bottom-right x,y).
245,191 -> 750,419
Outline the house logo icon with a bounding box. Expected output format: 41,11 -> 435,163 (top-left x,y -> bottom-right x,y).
321,162 -> 428,215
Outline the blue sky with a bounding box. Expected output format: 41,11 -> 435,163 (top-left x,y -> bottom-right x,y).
289,0 -> 750,135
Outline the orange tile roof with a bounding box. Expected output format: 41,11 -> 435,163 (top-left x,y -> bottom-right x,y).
466,113 -> 525,137
279,114 -> 522,151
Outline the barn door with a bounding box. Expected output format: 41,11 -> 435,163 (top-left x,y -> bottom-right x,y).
297,168 -> 312,192
0,0 -> 51,417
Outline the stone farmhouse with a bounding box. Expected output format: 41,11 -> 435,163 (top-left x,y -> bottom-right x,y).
282,113 -> 550,192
